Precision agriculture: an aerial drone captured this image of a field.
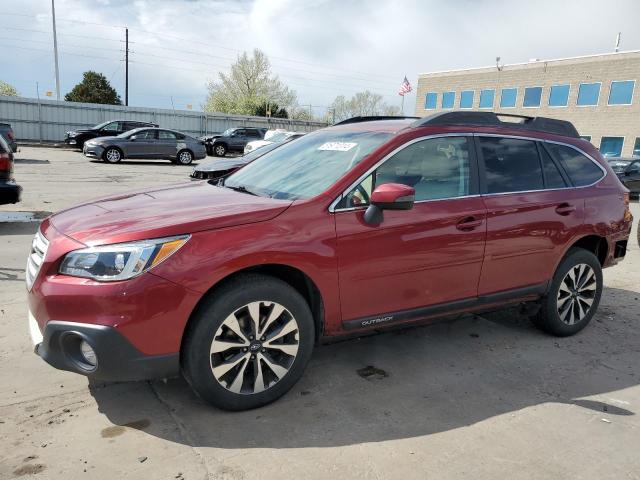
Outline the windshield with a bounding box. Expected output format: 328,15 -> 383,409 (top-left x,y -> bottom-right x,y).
222,128 -> 235,137
91,120 -> 112,130
225,129 -> 392,200
267,132 -> 291,143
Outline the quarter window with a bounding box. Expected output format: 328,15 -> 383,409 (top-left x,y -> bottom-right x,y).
599,137 -> 624,158
523,87 -> 543,107
548,84 -> 570,107
341,137 -> 472,208
479,89 -> 495,108
539,146 -> 567,189
608,80 -> 635,105
479,137 -> 543,193
425,92 -> 437,110
500,88 -> 517,108
577,83 -> 601,106
442,91 -> 455,109
460,90 -> 474,109
546,143 -> 604,186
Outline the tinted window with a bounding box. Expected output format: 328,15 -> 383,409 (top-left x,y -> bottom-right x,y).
158,130 -> 177,139
460,90 -> 474,108
546,143 -> 604,186
549,84 -> 570,107
442,91 -> 455,109
577,83 -> 600,106
425,92 -> 437,109
102,121 -> 122,132
500,88 -> 517,108
480,137 -> 543,193
608,80 -> 634,105
523,87 -> 542,107
540,146 -> 567,189
340,137 -> 471,208
246,129 -> 261,138
479,89 -> 495,108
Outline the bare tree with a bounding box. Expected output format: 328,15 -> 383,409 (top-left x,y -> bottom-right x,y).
205,49 -> 297,116
326,91 -> 401,122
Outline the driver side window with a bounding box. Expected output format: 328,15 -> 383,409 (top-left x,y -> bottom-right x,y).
339,136 -> 472,209
102,121 -> 122,132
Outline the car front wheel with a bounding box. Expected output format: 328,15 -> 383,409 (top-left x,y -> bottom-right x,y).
103,147 -> 122,164
530,248 -> 603,336
213,144 -> 227,157
182,274 -> 315,410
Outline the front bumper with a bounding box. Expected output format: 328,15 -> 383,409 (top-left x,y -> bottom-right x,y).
82,144 -> 104,159
30,315 -> 179,381
0,180 -> 22,204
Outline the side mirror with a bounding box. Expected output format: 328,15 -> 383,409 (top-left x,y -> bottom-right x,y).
364,183 -> 415,224
129,135 -> 137,141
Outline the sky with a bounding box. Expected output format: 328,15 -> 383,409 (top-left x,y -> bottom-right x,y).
2,0 -> 639,118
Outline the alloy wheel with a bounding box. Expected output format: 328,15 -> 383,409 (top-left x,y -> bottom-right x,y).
179,151 -> 192,164
105,149 -> 121,163
215,145 -> 225,156
210,301 -> 299,394
556,263 -> 597,325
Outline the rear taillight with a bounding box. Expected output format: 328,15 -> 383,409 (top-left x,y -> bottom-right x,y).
7,131 -> 14,141
0,153 -> 10,171
623,193 -> 632,222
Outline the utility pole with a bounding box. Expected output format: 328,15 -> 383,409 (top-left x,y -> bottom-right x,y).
125,28 -> 129,106
51,0 -> 61,101
615,32 -> 621,52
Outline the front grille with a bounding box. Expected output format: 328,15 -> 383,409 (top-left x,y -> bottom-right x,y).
26,230 -> 49,291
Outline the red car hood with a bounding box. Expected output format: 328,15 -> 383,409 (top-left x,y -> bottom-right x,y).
50,182 -> 292,245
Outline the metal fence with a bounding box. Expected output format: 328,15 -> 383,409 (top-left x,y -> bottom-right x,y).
0,96 -> 327,142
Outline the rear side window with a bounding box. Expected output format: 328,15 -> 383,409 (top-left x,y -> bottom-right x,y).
545,143 -> 604,186
539,146 -> 567,189
479,137 -> 543,194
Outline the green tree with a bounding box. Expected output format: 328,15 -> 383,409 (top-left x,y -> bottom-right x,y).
0,80 -> 19,96
65,71 -> 121,105
204,49 -> 296,115
326,91 -> 401,122
252,100 -> 288,118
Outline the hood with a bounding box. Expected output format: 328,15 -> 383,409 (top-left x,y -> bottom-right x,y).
71,128 -> 98,135
50,182 -> 292,245
88,136 -> 120,143
195,158 -> 248,172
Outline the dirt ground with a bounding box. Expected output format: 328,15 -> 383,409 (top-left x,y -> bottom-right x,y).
1,147 -> 639,479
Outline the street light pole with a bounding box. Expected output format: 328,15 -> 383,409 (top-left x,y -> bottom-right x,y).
51,0 -> 61,101
125,28 -> 129,106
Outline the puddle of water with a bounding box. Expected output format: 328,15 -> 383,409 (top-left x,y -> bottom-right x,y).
0,211 -> 51,223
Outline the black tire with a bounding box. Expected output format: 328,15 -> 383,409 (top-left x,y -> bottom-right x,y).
531,248 -> 603,336
213,143 -> 227,157
103,147 -> 122,164
176,149 -> 193,165
182,274 -> 315,410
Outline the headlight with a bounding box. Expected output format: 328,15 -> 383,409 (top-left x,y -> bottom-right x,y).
59,235 -> 189,281
67,131 -> 77,136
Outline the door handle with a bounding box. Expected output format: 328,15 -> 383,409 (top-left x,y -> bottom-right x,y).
555,203 -> 576,216
456,216 -> 483,231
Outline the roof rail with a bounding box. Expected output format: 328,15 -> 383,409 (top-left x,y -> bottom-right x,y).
333,115 -> 420,126
412,111 -> 580,138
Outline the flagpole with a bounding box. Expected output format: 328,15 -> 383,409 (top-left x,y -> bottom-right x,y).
401,95 -> 405,115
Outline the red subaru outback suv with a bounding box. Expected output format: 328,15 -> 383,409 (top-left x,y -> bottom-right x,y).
27,112 -> 633,410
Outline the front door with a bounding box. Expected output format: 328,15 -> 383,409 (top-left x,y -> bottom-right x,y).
126,129 -> 158,158
334,135 -> 487,328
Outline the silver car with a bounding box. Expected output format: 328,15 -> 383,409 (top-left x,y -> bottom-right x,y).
83,128 -> 207,165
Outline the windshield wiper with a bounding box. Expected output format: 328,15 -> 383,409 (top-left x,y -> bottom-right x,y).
225,184 -> 258,196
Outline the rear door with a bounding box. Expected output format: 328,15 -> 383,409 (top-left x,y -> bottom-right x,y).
475,135 -> 585,295
157,130 -> 178,159
229,129 -> 247,151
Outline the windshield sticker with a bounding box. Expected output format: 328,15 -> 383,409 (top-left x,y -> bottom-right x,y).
318,142 -> 357,152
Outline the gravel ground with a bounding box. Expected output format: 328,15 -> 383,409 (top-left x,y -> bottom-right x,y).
1,147 -> 639,480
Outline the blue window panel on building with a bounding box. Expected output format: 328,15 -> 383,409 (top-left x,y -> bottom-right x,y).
479,89 -> 495,108
549,85 -> 570,106
425,92 -> 438,109
500,88 -> 517,108
442,91 -> 455,109
523,87 -> 543,107
577,83 -> 601,106
608,80 -> 634,105
600,137 -> 624,158
460,90 -> 474,108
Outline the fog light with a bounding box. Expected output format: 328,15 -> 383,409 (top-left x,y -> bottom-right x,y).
80,340 -> 97,367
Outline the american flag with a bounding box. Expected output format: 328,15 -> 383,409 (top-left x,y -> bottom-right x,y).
398,76 -> 412,96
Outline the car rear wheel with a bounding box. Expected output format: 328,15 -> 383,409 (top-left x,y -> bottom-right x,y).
182,274 -> 315,410
213,144 -> 227,157
103,147 -> 122,164
177,149 -> 193,165
530,248 -> 602,336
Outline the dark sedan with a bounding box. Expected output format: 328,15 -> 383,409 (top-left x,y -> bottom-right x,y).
191,133 -> 304,180
607,158 -> 640,196
65,120 -> 158,148
0,134 -> 21,204
83,128 -> 207,165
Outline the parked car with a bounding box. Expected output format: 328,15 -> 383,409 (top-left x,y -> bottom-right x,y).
65,120 -> 158,148
607,157 -> 640,196
27,112 -> 633,411
244,131 -> 304,154
209,127 -> 267,157
200,133 -> 222,156
0,122 -> 18,153
191,133 -> 305,180
83,127 -> 206,165
0,135 -> 21,204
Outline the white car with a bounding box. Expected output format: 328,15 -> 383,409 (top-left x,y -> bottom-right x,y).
244,131 -> 301,154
